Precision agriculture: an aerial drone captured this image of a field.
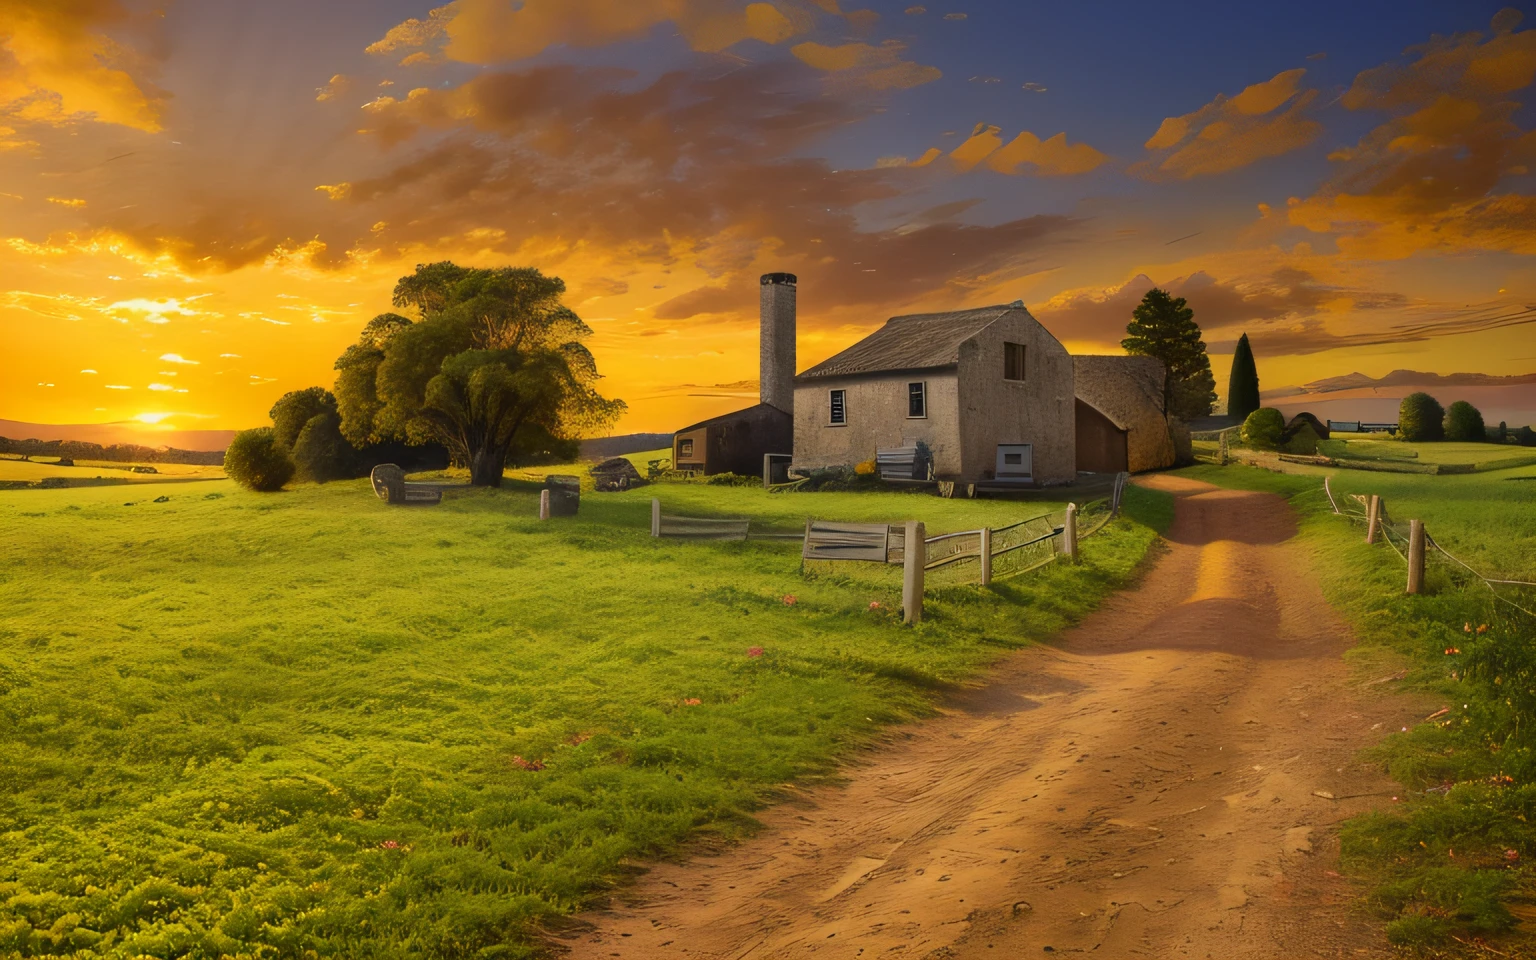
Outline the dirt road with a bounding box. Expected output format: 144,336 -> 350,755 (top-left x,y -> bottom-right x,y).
558,476 -> 1421,959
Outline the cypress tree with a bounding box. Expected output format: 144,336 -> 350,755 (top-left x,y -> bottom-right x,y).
1121,288 -> 1217,420
1226,333 -> 1260,422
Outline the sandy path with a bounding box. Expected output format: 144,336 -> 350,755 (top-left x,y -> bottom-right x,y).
557,477 -> 1422,959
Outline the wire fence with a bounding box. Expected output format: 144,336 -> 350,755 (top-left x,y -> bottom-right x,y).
1337,487 -> 1536,619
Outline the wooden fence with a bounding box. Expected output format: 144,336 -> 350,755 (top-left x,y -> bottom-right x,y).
800,472 -> 1131,622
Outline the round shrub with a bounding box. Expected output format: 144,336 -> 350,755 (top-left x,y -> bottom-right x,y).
1399,392 -> 1444,442
291,411 -> 352,483
1240,407 -> 1285,450
1443,400 -> 1486,443
224,428 -> 295,491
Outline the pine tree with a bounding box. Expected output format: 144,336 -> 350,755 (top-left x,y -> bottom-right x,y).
1226,333 -> 1260,422
1121,288 -> 1217,420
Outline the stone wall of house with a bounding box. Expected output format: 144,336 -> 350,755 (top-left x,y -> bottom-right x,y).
792,371 -> 961,474
956,309 -> 1077,483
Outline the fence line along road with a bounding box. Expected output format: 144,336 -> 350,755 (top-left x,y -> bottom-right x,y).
1338,483 -> 1536,617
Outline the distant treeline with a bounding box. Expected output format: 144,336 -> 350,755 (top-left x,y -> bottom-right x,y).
0,436 -> 226,465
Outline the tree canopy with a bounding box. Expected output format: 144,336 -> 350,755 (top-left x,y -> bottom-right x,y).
1443,400 -> 1486,442
1399,392 -> 1444,442
334,263 -> 624,486
1226,333 -> 1260,422
1121,288 -> 1217,421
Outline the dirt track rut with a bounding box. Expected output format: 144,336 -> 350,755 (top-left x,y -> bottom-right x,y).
558,476 -> 1421,959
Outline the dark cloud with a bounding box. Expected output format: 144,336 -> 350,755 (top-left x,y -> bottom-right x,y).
320,60 -> 1081,322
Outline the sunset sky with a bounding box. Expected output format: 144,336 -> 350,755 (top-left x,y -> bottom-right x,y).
3,0 -> 1534,437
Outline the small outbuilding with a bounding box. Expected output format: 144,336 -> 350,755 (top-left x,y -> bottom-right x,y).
670,272 -> 797,477
672,402 -> 794,477
1072,355 -> 1177,473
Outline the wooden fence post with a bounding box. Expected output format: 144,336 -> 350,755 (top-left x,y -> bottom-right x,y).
539,489 -> 551,520
1365,495 -> 1381,544
979,526 -> 993,586
902,520 -> 925,624
651,498 -> 661,537
1407,519 -> 1425,595
1061,503 -> 1079,564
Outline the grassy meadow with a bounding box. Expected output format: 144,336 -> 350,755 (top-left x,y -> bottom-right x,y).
1178,461 -> 1536,951
0,457 -> 226,484
0,474 -> 1169,959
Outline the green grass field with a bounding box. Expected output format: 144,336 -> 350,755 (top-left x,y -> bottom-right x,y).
0,457 -> 226,483
1178,462 -> 1536,950
1320,438 -> 1536,472
0,475 -> 1169,959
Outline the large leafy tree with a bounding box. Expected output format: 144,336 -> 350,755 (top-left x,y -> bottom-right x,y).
1226,333 -> 1260,422
1121,288 -> 1217,420
334,263 -> 625,487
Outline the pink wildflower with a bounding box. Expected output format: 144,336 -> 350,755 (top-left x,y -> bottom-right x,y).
869,601 -> 881,610
1506,849 -> 1521,862
747,647 -> 764,658
683,697 -> 702,706
380,840 -> 400,849
783,594 -> 797,605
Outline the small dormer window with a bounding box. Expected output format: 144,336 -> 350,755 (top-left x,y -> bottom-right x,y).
1004,342 -> 1026,381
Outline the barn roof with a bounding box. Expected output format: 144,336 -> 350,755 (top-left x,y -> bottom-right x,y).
673,402 -> 791,435
1073,355 -> 1165,429
795,304 -> 1027,380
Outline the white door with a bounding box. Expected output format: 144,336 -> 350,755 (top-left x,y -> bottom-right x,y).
996,443 -> 1032,478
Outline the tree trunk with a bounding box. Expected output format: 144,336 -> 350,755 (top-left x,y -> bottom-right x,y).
468,444 -> 506,487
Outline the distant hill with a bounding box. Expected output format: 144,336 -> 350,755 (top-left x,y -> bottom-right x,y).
1262,370 -> 1536,427
0,419 -> 235,452
579,433 -> 673,460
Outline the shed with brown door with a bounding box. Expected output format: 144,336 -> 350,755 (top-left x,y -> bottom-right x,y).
1072,355 -> 1177,473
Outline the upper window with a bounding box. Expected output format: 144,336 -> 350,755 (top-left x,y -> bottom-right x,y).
829,389 -> 847,425
907,381 -> 926,418
678,438 -> 694,457
1004,342 -> 1027,381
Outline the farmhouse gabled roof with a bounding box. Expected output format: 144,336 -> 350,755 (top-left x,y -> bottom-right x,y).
795,304 -> 1025,380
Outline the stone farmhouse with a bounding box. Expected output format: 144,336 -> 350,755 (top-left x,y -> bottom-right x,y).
670,275 -> 1179,485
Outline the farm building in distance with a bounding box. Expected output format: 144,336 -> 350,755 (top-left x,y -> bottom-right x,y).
670,273 -> 796,475
792,302 -> 1077,484
1073,355 -> 1177,473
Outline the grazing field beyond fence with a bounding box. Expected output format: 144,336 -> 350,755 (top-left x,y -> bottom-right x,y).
0,475 -> 1169,959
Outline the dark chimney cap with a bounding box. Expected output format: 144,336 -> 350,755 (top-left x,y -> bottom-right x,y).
760,272 -> 798,286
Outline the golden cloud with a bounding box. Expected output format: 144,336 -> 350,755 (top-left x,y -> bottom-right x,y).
370,0 -> 810,65
987,131 -> 1107,176
791,40 -> 940,89
1136,68 -> 1322,179
315,74 -> 351,103
0,0 -> 164,132
1289,11 -> 1536,259
939,122 -> 1107,176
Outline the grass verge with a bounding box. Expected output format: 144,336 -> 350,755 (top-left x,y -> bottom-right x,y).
1,477 -> 1167,959
1176,463 -> 1536,954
